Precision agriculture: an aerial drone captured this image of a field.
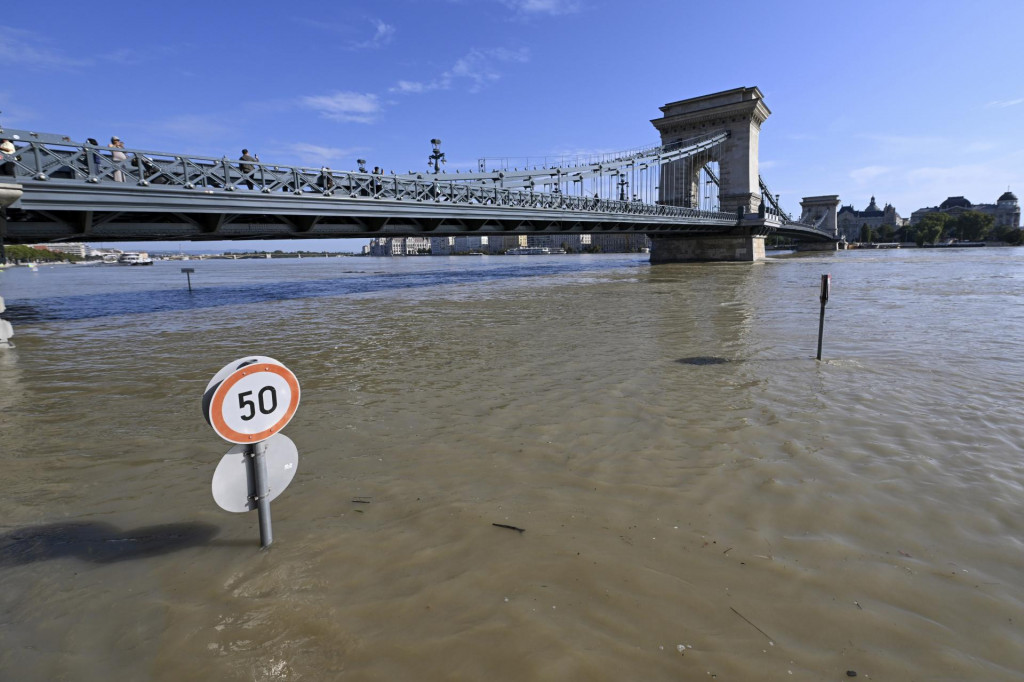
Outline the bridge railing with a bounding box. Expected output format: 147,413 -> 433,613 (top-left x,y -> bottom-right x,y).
1,131 -> 738,224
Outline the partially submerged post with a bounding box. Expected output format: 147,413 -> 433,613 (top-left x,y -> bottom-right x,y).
817,274 -> 830,361
181,267 -> 194,292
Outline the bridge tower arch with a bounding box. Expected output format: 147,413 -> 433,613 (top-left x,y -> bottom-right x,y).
794,195 -> 844,252
651,86 -> 770,214
798,195 -> 840,237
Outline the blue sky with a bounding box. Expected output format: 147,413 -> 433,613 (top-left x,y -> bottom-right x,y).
3,0 -> 1022,251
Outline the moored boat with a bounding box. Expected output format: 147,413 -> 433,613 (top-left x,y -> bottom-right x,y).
118,252 -> 154,266
506,246 -> 566,255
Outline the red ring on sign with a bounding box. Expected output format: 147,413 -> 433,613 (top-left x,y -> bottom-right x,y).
210,362 -> 301,443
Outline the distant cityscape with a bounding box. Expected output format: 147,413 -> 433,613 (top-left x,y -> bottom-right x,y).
363,233 -> 649,256
836,190 -> 1020,244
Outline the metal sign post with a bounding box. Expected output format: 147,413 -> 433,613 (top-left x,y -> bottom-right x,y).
250,440 -> 273,547
817,274 -> 830,361
204,356 -> 301,548
181,267 -> 194,292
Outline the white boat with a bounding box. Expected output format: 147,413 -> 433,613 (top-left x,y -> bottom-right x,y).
118,252 -> 154,266
506,246 -> 566,255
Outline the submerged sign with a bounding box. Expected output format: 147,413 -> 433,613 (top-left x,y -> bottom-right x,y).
203,356 -> 302,548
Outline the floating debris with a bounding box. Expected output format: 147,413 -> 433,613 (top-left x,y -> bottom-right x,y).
730,607 -> 774,642
492,523 -> 525,533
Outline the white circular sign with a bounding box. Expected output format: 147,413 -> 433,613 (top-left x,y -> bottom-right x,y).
212,433 -> 299,513
204,357 -> 300,444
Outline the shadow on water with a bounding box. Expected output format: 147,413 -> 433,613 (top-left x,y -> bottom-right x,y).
677,356 -> 732,365
3,260 -> 637,323
0,521 -> 220,565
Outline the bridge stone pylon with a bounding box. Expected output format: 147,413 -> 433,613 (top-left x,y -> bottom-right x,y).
648,87 -> 772,262
651,86 -> 770,216
798,195 -> 840,237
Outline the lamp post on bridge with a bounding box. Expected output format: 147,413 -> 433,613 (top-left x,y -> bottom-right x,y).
618,175 -> 629,202
428,139 -> 446,174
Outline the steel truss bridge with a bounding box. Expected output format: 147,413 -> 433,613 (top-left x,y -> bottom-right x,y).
0,128 -> 835,245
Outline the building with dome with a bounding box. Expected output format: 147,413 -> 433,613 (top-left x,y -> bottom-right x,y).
910,191 -> 1020,228
836,196 -> 907,241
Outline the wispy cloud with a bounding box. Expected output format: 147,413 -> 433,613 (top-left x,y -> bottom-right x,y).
392,80 -> 431,94
853,131 -> 1004,163
286,143 -> 369,167
352,20 -> 396,49
301,92 -> 381,123
501,0 -> 581,15
906,163 -> 991,186
0,93 -> 35,127
856,132 -> 946,153
0,25 -> 149,71
296,17 -> 396,50
389,47 -> 530,94
849,165 -> 891,184
963,140 -> 998,154
0,26 -> 90,70
985,98 -> 1024,109
153,114 -> 234,146
452,48 -> 530,92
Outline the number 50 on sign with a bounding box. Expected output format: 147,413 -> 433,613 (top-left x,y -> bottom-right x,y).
203,356 -> 301,444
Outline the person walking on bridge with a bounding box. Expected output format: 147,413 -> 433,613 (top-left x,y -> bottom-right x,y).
0,138 -> 16,177
109,136 -> 126,182
239,149 -> 258,190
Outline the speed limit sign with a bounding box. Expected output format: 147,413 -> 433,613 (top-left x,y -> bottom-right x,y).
203,356 -> 300,444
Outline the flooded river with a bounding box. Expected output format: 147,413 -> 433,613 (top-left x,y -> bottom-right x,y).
1,250 -> 1022,680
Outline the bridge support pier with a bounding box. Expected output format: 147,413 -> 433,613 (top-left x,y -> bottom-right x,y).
0,183 -> 24,264
795,241 -> 844,252
649,231 -> 765,263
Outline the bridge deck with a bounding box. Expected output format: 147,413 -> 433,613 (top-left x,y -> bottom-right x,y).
0,129 -> 836,244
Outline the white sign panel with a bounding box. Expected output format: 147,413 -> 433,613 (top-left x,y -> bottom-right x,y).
212,433 -> 299,512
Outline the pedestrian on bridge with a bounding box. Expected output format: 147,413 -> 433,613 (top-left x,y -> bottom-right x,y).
239,149 -> 259,190
0,138 -> 15,176
82,138 -> 104,179
317,167 -> 335,193
109,136 -> 126,182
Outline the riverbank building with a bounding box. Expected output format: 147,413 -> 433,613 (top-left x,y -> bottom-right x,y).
836,196 -> 907,241
910,192 -> 1020,228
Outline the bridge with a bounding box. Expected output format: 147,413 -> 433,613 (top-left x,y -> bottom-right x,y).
0,87 -> 840,263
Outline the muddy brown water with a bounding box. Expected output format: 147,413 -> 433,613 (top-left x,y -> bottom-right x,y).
1,251 -> 1022,680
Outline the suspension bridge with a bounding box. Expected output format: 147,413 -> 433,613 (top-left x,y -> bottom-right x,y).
0,87 -> 841,262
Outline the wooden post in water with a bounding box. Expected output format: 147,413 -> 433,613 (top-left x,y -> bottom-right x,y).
181,267 -> 194,293
817,274 -> 830,361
